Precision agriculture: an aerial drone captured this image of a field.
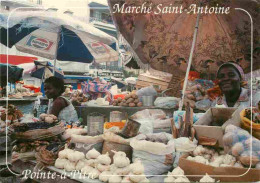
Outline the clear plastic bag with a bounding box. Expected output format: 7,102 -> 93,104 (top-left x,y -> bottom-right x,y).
154,97 -> 180,108
136,86 -> 157,98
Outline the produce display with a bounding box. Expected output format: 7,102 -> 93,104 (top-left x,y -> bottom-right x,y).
244,108 -> 260,124
70,90 -> 89,106
0,104 -> 23,122
223,125 -> 260,167
113,93 -> 143,107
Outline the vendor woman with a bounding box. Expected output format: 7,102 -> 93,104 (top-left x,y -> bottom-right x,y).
44,76 -> 78,122
212,62 -> 250,108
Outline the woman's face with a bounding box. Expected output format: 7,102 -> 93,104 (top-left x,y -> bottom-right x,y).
44,83 -> 60,99
217,66 -> 241,93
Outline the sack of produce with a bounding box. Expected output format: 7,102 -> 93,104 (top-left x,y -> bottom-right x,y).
71,134 -> 103,153
130,133 -> 175,177
223,124 -> 260,167
154,97 -> 180,108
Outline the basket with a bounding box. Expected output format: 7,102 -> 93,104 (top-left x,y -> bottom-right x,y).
240,109 -> 260,139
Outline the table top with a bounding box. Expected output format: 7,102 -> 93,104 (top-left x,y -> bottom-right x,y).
0,98 -> 37,102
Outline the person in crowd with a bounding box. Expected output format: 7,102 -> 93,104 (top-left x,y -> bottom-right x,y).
212,62 -> 250,108
44,76 -> 78,122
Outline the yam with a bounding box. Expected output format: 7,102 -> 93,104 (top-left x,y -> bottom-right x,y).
126,98 -> 134,104
134,99 -> 139,104
132,94 -> 138,99
122,99 -> 126,103
129,103 -> 136,107
137,102 -> 143,107
122,103 -> 128,107
118,97 -> 122,102
125,95 -> 131,100
113,102 -> 117,106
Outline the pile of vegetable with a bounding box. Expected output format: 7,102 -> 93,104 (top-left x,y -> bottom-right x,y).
55,148 -> 149,182
70,90 -> 88,106
223,125 -> 260,167
0,104 -> 23,122
244,108 -> 260,124
113,94 -> 143,107
187,145 -> 238,168
164,167 -> 217,183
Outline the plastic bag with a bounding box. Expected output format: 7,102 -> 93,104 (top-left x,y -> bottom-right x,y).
154,97 -> 180,108
223,125 -> 260,166
136,86 -> 157,98
195,99 -> 212,111
130,133 -> 175,177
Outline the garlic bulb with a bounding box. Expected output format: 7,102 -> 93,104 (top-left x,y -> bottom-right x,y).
58,145 -> 74,159
199,174 -> 215,182
55,158 -> 68,169
76,159 -> 87,170
187,156 -> 194,161
142,178 -> 150,183
222,154 -> 236,166
130,161 -> 144,175
97,152 -> 111,165
108,175 -> 122,183
64,161 -> 76,172
193,145 -> 206,156
99,171 -> 111,182
97,163 -> 110,172
194,156 -> 208,165
68,151 -> 85,162
81,165 -> 94,175
225,125 -> 238,133
86,159 -> 97,168
174,176 -> 190,182
110,164 -> 117,172
129,173 -> 146,182
86,148 -> 101,159
164,176 -> 175,183
220,164 -> 231,167
171,166 -> 184,176
234,161 -> 244,168
113,151 -> 130,168
88,169 -> 100,179
113,166 -> 130,175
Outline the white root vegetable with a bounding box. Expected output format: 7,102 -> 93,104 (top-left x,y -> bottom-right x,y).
108,175 -> 122,183
58,145 -> 74,159
112,151 -> 130,168
174,176 -> 190,182
199,174 -> 215,182
64,161 -> 76,172
234,161 -> 244,168
113,166 -> 130,175
44,116 -> 54,123
130,161 -> 144,175
39,113 -> 47,120
193,145 -> 206,156
129,173 -> 146,182
76,159 -> 87,170
54,158 -> 68,169
231,143 -> 244,157
97,163 -> 110,172
222,154 -> 236,166
171,166 -> 184,176
164,176 -> 175,183
142,178 -> 150,183
220,164 -> 232,167
68,151 -> 85,162
86,159 -> 97,168
187,156 -> 194,161
194,156 -> 208,165
97,152 -> 111,165
86,148 -> 101,159
81,165 -> 94,175
99,171 -> 111,182
88,169 -> 101,179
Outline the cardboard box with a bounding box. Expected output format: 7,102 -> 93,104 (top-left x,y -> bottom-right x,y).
194,108 -> 237,147
179,155 -> 260,182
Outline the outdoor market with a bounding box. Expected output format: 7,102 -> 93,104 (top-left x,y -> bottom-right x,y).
0,0 -> 260,182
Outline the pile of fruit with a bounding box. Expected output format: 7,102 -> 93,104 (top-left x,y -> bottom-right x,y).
112,94 -> 143,107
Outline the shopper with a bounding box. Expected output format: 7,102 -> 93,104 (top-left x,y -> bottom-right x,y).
44,76 -> 78,122
212,62 -> 250,108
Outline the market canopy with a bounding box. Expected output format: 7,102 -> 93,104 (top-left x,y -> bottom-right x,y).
108,0 -> 259,76
0,10 -> 119,64
0,63 -> 24,85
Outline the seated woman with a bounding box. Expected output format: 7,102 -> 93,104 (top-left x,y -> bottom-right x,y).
212,62 -> 250,108
44,76 -> 78,122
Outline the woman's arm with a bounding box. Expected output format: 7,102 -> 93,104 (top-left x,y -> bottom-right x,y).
50,97 -> 68,117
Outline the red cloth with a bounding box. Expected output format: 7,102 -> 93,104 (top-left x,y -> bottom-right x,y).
0,54 -> 38,65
